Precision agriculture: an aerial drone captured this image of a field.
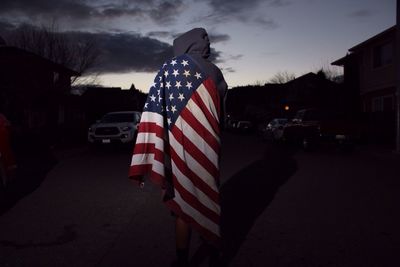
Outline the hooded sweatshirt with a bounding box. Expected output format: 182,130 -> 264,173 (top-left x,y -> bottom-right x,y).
173,28 -> 227,119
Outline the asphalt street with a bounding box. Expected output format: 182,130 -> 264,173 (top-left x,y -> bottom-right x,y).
0,132 -> 399,267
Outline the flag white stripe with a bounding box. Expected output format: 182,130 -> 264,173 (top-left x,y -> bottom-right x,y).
136,132 -> 164,152
169,131 -> 219,193
140,111 -> 164,127
174,189 -> 220,236
172,160 -> 220,214
196,84 -> 219,123
184,98 -> 219,142
174,116 -> 218,168
131,153 -> 165,176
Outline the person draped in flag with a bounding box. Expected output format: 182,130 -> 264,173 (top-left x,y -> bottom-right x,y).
129,28 -> 227,267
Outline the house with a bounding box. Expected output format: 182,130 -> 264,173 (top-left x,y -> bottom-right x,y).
283,72 -> 344,113
225,83 -> 286,124
81,85 -> 147,124
0,41 -> 79,144
226,72 -> 342,124
332,26 -> 396,143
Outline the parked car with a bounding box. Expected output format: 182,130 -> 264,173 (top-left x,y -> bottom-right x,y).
282,108 -> 361,150
236,120 -> 253,132
88,111 -> 141,145
226,118 -> 253,133
260,118 -> 288,140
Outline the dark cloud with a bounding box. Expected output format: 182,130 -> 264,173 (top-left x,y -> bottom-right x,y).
171,30 -> 231,44
0,20 -> 226,75
269,0 -> 291,7
226,54 -> 243,61
209,33 -> 230,43
206,0 -> 261,14
0,20 -> 16,32
149,0 -> 185,24
253,17 -> 279,29
221,67 -> 235,73
0,0 -> 97,19
196,0 -> 281,28
0,0 -> 186,26
86,32 -> 174,73
147,31 -> 174,38
72,31 -> 224,74
348,9 -> 374,18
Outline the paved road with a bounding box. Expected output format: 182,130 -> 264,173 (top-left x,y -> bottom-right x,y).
0,133 -> 399,267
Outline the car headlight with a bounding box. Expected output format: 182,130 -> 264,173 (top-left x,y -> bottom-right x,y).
121,126 -> 132,131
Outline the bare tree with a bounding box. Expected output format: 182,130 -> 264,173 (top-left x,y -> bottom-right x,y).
268,71 -> 296,84
315,67 -> 343,83
7,22 -> 100,85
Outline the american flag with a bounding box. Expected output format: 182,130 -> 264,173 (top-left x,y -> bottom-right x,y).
129,54 -> 221,246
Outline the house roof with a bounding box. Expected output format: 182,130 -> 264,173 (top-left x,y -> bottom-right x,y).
348,25 -> 395,52
331,55 -> 348,66
331,25 -> 395,66
0,45 -> 79,76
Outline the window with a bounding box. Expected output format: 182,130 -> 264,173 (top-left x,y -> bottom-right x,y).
372,97 -> 383,112
372,95 -> 394,112
373,42 -> 393,68
53,72 -> 60,83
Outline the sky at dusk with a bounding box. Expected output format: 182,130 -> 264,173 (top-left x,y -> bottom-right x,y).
0,0 -> 396,92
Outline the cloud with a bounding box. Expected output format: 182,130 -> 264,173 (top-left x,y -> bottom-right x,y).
209,33 -> 230,43
269,0 -> 291,7
147,31 -> 174,39
226,54 -> 243,61
193,0 -> 282,29
85,32 -> 174,73
71,31 -> 225,74
221,67 -> 235,73
253,17 -> 279,29
1,20 -> 226,75
0,0 -> 186,26
348,9 -> 375,18
0,0 -> 96,19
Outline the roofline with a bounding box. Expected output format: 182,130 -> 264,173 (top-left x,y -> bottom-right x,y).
349,25 -> 395,52
0,45 -> 80,76
331,55 -> 347,66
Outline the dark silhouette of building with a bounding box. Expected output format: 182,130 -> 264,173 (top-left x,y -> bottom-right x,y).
0,42 -> 79,145
332,26 -> 396,144
226,72 -> 343,126
80,85 -> 147,125
226,83 -> 286,124
283,72 -> 345,112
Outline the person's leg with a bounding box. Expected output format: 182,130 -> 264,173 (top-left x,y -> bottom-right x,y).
174,216 -> 191,266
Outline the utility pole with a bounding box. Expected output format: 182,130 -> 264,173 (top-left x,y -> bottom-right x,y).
396,0 -> 400,152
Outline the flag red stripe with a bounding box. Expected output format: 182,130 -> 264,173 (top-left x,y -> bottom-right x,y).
179,108 -> 220,154
129,164 -> 165,186
169,147 -> 219,203
191,92 -> 220,137
171,125 -> 219,180
132,143 -> 164,162
202,78 -> 220,117
137,122 -> 164,138
172,174 -> 220,224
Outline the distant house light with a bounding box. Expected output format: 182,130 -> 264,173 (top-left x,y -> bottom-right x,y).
284,105 -> 290,111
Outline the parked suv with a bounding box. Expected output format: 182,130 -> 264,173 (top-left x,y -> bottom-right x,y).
260,118 -> 288,140
88,111 -> 141,145
282,108 -> 361,150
